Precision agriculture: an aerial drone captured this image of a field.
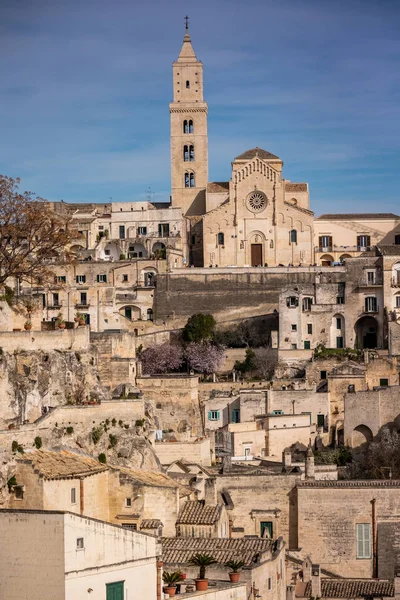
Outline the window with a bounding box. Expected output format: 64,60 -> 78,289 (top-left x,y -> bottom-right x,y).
125,497 -> 132,507
122,274 -> 128,282
380,378 -> 389,387
183,119 -> 194,134
307,323 -> 312,334
337,296 -> 345,304
14,486 -> 24,500
189,172 -> 195,187
217,232 -> 224,246
336,336 -> 344,349
122,523 -> 137,530
268,578 -> 272,591
137,226 -> 147,235
302,297 -> 313,311
80,292 -> 87,305
147,308 -> 153,321
189,145 -> 194,161
97,274 -> 107,283
367,271 -> 375,284
183,145 -> 189,161
261,521 -> 273,538
76,537 -> 84,550
208,410 -> 220,421
357,235 -> 371,249
118,225 -> 125,239
396,296 -> 400,308
356,523 -> 372,559
55,275 -> 66,284
158,223 -> 170,237
71,488 -> 76,504
76,275 -> 86,284
365,296 -> 377,312
98,225 -> 104,230
186,80 -> 190,88
291,343 -> 297,350
106,581 -> 124,600
320,370 -> 327,380
291,324 -> 297,331
319,235 -> 332,249
395,234 -> 400,245
287,296 -> 299,308
290,229 -> 297,244
232,409 -> 240,423
336,317 -> 342,329
304,340 -> 311,350
105,249 -> 110,256
52,293 -> 59,307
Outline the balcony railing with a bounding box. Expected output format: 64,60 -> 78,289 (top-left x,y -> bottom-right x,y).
315,245 -> 372,253
363,305 -> 379,314
75,303 -> 90,309
48,304 -> 62,310
391,277 -> 400,288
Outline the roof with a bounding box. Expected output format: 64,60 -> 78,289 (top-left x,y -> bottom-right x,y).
303,580 -> 394,598
297,480 -> 400,488
285,183 -> 308,192
115,466 -> 192,497
316,213 -> 400,221
19,450 -> 108,480
377,245 -> 400,256
140,519 -> 163,529
162,537 -> 272,566
176,500 -> 223,525
234,147 -> 279,161
207,182 -> 230,193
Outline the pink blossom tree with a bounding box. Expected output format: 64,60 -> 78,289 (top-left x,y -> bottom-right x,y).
140,343 -> 183,375
186,343 -> 225,374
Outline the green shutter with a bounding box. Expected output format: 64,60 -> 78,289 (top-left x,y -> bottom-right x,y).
208,411 -> 212,421
106,581 -> 124,600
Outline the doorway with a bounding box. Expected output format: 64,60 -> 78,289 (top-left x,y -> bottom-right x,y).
251,243 -> 262,266
106,581 -> 124,600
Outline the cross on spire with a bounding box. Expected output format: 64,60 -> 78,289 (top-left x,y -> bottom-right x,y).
184,15 -> 189,30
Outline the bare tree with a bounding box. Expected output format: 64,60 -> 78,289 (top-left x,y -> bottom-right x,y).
0,175 -> 75,286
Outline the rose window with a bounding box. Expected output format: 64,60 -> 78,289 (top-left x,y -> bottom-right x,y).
247,191 -> 267,213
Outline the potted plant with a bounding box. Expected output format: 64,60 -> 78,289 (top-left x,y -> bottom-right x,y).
189,553 -> 217,591
76,312 -> 86,326
225,560 -> 245,583
56,313 -> 66,329
24,320 -> 32,331
162,571 -> 184,597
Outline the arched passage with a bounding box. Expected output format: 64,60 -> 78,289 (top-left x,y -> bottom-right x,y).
119,305 -> 141,321
352,424 -> 373,448
339,254 -> 352,263
354,316 -> 378,349
319,254 -> 334,266
152,242 -> 166,259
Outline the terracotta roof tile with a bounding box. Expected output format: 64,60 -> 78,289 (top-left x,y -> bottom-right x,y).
377,245 -> 400,256
115,466 -> 192,497
207,182 -> 230,193
162,537 -> 272,566
234,147 -> 279,161
316,213 -> 400,220
177,500 -> 223,525
140,519 -> 163,529
303,580 -> 394,598
19,450 -> 107,480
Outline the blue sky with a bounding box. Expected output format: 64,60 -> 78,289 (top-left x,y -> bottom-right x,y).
1,0 -> 399,214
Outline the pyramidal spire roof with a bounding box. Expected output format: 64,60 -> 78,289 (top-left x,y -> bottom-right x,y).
177,30 -> 198,62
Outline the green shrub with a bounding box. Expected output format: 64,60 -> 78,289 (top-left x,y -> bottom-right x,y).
135,419 -> 145,427
34,436 -> 42,449
66,426 -> 74,435
7,476 -> 17,491
91,426 -> 103,445
11,440 -> 19,453
118,419 -> 123,427
98,453 -> 107,464
111,418 -> 117,427
108,433 -> 118,448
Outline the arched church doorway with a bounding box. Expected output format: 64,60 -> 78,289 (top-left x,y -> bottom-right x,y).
354,316 -> 378,349
251,244 -> 263,267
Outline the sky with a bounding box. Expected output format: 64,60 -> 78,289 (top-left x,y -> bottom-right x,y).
1,0 -> 399,215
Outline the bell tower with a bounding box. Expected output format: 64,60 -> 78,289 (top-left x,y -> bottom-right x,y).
170,19 -> 208,216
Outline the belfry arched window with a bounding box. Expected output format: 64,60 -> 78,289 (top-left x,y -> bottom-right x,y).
183,145 -> 189,161
185,172 -> 195,188
190,173 -> 195,187
189,145 -> 194,161
183,119 -> 194,134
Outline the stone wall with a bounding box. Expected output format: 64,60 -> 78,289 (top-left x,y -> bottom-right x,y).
296,480 -> 400,577
268,389 -> 329,427
377,521 -> 400,579
0,327 -> 90,352
154,438 -> 211,466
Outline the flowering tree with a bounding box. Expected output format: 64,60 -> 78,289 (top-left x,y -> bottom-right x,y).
186,343 -> 225,374
140,343 -> 184,375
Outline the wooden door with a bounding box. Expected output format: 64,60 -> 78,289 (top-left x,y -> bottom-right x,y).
251,243 -> 262,266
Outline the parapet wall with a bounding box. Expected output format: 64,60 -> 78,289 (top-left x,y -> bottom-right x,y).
0,327 -> 90,352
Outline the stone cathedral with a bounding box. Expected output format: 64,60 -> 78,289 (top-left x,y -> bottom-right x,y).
170,27 -> 314,267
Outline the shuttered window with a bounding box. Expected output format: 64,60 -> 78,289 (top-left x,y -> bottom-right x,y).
208,410 -> 220,421
356,523 -> 372,559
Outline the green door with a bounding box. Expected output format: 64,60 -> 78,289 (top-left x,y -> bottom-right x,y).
106,581 -> 124,600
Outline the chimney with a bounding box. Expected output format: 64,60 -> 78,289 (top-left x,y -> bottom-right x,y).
286,585 -> 295,600
283,448 -> 292,468
302,558 -> 312,583
222,455 -> 232,473
311,565 -> 321,598
204,477 -> 217,506
305,441 -> 315,480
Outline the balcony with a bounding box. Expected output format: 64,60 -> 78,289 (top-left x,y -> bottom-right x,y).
391,277 -> 400,288
363,305 -> 379,314
48,304 -> 62,310
356,277 -> 383,288
75,303 -> 90,309
315,245 -> 372,253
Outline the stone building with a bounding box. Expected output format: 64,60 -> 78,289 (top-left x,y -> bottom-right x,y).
0,509 -> 159,600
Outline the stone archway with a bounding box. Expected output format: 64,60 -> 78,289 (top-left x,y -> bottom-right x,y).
319,254 -> 334,266
354,316 -> 378,349
352,424 -> 373,448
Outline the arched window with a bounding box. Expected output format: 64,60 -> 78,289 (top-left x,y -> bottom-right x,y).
190,173 -> 195,187
183,145 -> 189,161
183,120 -> 189,134
186,80 -> 190,88
189,145 -> 194,161
290,229 -> 297,244
217,232 -> 224,246
185,172 -> 190,188
189,119 -> 194,134
147,308 -> 153,321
